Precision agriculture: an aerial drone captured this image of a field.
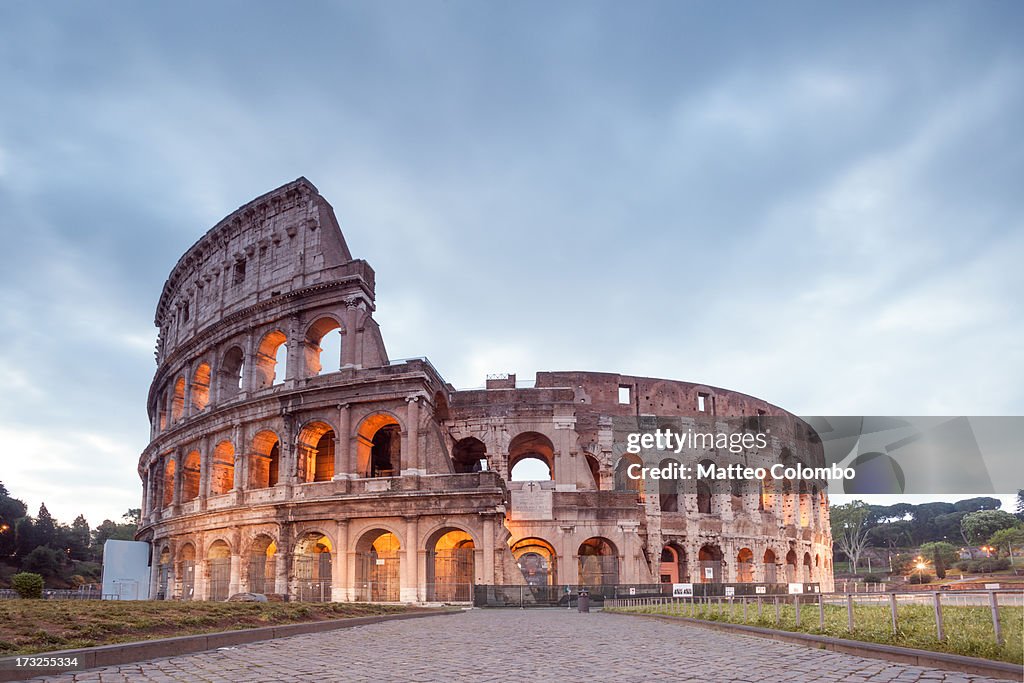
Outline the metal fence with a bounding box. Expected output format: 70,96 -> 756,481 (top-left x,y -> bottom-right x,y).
0,586 -> 101,600
473,583 -> 817,608
606,589 -> 1024,647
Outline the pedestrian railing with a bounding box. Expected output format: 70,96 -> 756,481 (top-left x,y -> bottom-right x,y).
605,589 -> 1024,647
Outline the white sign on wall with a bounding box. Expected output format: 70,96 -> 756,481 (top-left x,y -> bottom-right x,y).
704,567 -> 715,579
788,583 -> 804,594
629,587 -> 636,595
725,586 -> 735,596
755,586 -> 767,594
672,583 -> 694,597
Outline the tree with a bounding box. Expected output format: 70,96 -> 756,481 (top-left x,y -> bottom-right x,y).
65,515 -> 92,561
961,509 -> 1019,546
952,497 -> 1001,513
14,516 -> 37,558
0,481 -> 27,558
92,517 -> 136,559
35,503 -> 57,549
868,520 -> 913,549
1016,489 -> 1024,521
988,527 -> 1024,558
123,509 -> 141,526
919,541 -> 958,580
21,546 -> 64,578
831,501 -> 873,574
11,572 -> 44,599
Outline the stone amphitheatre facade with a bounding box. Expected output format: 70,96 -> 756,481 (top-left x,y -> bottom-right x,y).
137,177 -> 834,603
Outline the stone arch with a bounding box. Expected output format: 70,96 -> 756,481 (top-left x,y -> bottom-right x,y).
181,450 -> 201,502
156,545 -> 172,599
785,549 -> 798,582
763,548 -> 778,583
736,547 -> 754,582
425,526 -> 476,602
659,543 -> 688,583
355,528 -> 401,602
162,457 -> 176,508
191,362 -> 211,411
508,431 -> 555,481
210,440 -> 235,496
206,539 -> 232,601
254,329 -> 288,389
293,530 -> 333,602
511,537 -> 557,586
171,376 -> 185,422
297,420 -> 335,482
802,551 -> 812,582
578,537 -> 619,586
244,533 -> 277,595
452,436 -> 487,474
658,458 -> 679,512
356,412 -> 403,478
218,345 -> 245,399
177,542 -> 197,601
433,390 -> 450,421
698,543 -> 724,583
586,454 -> 601,490
303,315 -> 344,376
614,454 -> 643,498
250,429 -> 281,488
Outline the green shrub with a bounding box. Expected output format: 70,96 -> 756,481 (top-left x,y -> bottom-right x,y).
955,558 -> 1011,573
908,572 -> 933,584
12,572 -> 44,599
862,574 -> 883,584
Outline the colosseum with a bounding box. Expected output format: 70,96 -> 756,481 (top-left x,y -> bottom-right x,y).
136,177 -> 834,604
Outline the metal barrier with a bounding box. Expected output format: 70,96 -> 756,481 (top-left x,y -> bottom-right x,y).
605,589 -> 1024,647
473,583 -> 817,608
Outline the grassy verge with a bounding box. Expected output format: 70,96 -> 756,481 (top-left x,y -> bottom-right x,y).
606,601 -> 1023,665
0,600 -> 414,656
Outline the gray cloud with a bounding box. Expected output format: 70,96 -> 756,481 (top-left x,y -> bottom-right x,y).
1,1 -> 1022,524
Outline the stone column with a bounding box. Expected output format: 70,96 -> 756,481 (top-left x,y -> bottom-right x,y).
482,514 -> 495,584
402,516 -> 419,602
341,301 -> 358,367
403,396 -> 420,475
333,520 -> 349,601
333,403 -> 352,480
243,329 -> 255,394
229,554 -> 241,597
183,361 -> 193,418
199,435 -> 211,510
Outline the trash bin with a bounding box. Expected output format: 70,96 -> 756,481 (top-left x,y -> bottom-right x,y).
577,589 -> 590,613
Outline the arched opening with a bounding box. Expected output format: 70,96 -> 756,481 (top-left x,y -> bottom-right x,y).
191,363 -> 211,411
698,544 -> 723,583
659,459 -> 679,512
162,458 -> 175,508
511,537 -> 557,586
296,422 -> 335,482
785,549 -> 798,583
452,437 -> 487,474
181,450 -> 200,502
304,316 -> 343,376
219,346 -> 245,399
171,377 -> 185,422
246,535 -> 277,595
586,455 -> 601,490
250,430 -> 281,489
798,481 -> 810,527
659,543 -> 688,583
294,532 -> 332,602
614,454 -> 643,499
737,548 -> 754,582
696,480 -> 712,514
157,546 -> 171,600
254,330 -> 288,389
356,413 -> 402,478
210,441 -> 234,496
355,530 -> 400,602
207,540 -> 231,601
803,552 -> 812,582
578,537 -> 618,586
157,391 -> 168,431
426,527 -> 475,602
433,391 -> 450,421
730,478 -> 745,512
763,549 -> 778,583
177,543 -> 196,600
508,432 -> 554,481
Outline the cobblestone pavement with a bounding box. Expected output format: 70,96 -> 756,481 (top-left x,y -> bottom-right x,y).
23,609 -> 1018,683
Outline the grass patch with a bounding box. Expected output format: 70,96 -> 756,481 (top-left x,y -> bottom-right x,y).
607,600 -> 1023,665
0,600 -> 415,656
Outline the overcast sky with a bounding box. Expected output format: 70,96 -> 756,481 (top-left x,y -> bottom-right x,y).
1,2 -> 1021,527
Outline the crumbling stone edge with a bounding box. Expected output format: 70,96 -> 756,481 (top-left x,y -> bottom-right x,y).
606,611 -> 1023,682
0,609 -> 459,683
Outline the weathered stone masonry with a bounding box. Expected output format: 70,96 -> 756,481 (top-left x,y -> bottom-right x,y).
137,177 -> 833,602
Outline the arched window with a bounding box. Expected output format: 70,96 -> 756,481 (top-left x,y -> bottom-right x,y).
246,535 -> 276,595
207,540 -> 232,601
162,458 -> 176,508
254,330 -> 288,389
219,346 -> 245,399
586,455 -> 601,490
210,441 -> 235,495
354,530 -> 398,602
763,549 -> 778,583
356,413 -> 403,478
508,432 -> 555,481
696,481 -> 712,514
614,454 -> 643,499
698,544 -> 723,583
426,527 -> 475,602
250,430 -> 281,489
304,317 -> 343,376
512,537 -> 557,586
736,548 -> 754,582
659,459 -> 679,512
181,450 -> 201,502
171,377 -> 185,422
578,537 -> 618,586
452,437 -> 487,474
297,422 -> 335,482
191,363 -> 211,411
294,532 -> 333,603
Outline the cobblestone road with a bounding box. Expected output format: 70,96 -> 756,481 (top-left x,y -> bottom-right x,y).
23,609 -> 1018,683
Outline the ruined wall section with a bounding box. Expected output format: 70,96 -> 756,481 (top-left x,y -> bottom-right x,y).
154,177 -> 355,365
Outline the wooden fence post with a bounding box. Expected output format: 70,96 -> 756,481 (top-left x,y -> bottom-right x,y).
933,592 -> 945,642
